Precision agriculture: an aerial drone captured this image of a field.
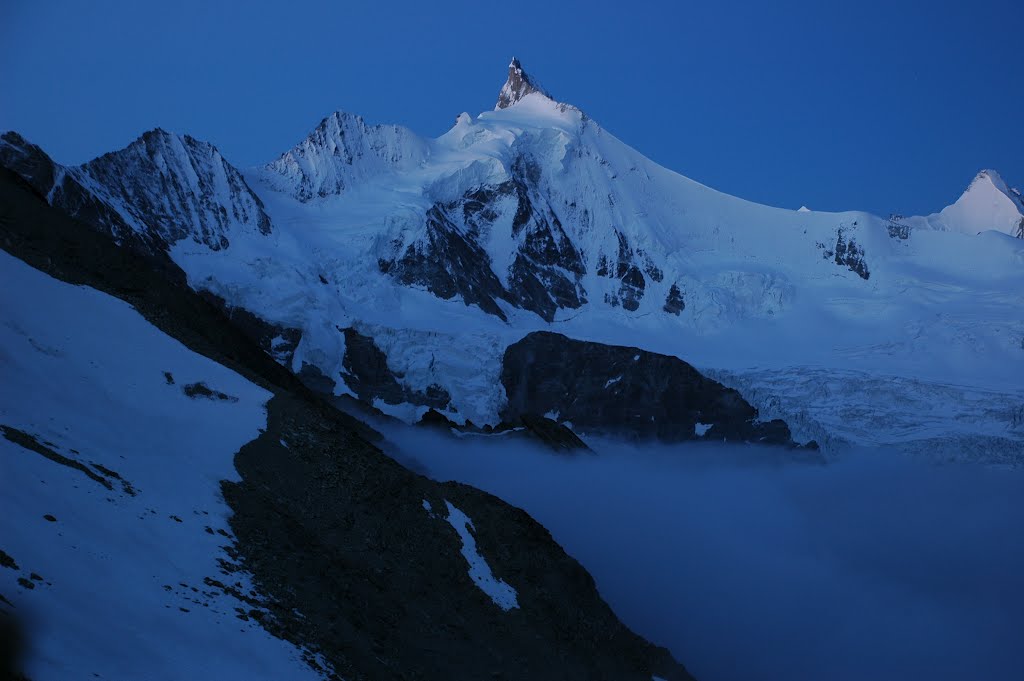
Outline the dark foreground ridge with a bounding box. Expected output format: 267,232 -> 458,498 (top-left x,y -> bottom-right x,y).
0,167 -> 693,679
502,330 -> 813,448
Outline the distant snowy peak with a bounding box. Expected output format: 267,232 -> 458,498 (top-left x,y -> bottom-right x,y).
80,129 -> 273,249
496,57 -> 553,110
933,169 -> 1024,235
259,111 -> 429,201
1,128 -> 270,252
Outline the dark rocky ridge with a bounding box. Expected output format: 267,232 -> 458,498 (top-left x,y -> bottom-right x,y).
0,168 -> 694,679
0,131 -> 173,264
198,289 -> 304,366
502,331 -> 807,447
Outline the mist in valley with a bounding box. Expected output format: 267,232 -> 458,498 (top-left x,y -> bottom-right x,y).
381,425 -> 1024,681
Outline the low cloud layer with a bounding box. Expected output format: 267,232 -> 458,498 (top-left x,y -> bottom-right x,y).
383,426 -> 1024,681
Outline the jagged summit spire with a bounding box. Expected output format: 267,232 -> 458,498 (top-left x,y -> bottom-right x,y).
495,57 -> 552,110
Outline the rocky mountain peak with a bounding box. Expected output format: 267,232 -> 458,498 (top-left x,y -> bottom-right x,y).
74,129 -> 273,249
259,110 -> 428,201
0,131 -> 58,197
496,57 -> 552,110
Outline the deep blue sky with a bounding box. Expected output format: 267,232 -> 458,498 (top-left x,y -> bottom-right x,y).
1,0 -> 1021,216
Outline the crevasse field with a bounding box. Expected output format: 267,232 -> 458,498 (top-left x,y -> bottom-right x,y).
382,422 -> 1024,681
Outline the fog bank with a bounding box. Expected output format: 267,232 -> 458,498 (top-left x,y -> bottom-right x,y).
382,426 -> 1024,681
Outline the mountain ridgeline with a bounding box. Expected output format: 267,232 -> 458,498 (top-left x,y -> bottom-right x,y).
2,58 -> 1021,444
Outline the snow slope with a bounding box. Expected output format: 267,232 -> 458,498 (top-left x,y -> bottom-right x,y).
0,250 -> 324,680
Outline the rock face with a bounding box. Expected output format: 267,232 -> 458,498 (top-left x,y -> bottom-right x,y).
260,111 -> 428,201
518,414 -> 591,452
1,129 -> 272,253
340,327 -> 451,410
80,129 -> 273,249
0,132 -> 56,197
380,202 -> 516,320
501,331 -> 800,446
0,168 -> 694,681
496,57 -> 552,109
0,131 -> 166,256
596,231 -> 665,312
819,224 -> 870,280
380,159 -> 588,322
663,283 -> 685,315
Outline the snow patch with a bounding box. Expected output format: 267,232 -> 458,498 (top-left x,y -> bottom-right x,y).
443,501 -> 519,611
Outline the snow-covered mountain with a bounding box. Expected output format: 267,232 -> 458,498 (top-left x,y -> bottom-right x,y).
258,111 -> 429,201
3,59 -> 1023,460
923,169 -> 1024,236
0,128 -> 272,252
0,169 -> 692,681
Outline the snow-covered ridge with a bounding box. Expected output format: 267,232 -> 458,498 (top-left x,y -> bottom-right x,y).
79,129 -> 273,249
0,128 -> 272,251
924,169 -> 1024,236
259,111 -> 429,201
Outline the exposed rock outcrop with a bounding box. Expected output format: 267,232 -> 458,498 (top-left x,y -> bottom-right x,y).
663,283 -> 685,315
340,327 -> 451,410
379,204 -> 515,320
380,157 -> 588,322
819,224 -> 870,280
501,331 -> 803,446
